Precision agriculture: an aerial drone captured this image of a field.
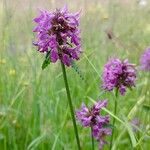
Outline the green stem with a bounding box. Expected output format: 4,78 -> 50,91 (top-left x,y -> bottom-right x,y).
148,74 -> 150,128
61,62 -> 81,150
91,126 -> 94,150
109,89 -> 118,150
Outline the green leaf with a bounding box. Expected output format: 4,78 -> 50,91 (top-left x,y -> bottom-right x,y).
45,51 -> 51,59
103,124 -> 115,129
41,51 -> 51,70
87,96 -> 125,125
124,117 -> 137,148
143,105 -> 150,112
27,134 -> 46,150
128,96 -> 145,120
71,61 -> 84,80
42,59 -> 50,70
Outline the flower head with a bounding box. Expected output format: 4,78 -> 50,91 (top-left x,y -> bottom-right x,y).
102,58 -> 136,95
76,100 -> 108,127
76,100 -> 111,149
140,47 -> 150,71
33,6 -> 81,66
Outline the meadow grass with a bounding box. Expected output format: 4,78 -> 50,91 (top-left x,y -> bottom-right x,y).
0,0 -> 150,149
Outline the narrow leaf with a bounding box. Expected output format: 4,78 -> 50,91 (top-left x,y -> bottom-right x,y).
143,105 -> 150,112
42,51 -> 51,70
128,96 -> 145,120
27,134 -> 46,150
71,60 -> 84,80
87,96 -> 125,125
103,124 -> 115,129
42,59 -> 50,70
124,117 -> 137,148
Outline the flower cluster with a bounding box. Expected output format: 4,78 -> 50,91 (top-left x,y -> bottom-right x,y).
140,47 -> 150,71
33,6 -> 81,66
76,100 -> 111,149
102,58 -> 136,95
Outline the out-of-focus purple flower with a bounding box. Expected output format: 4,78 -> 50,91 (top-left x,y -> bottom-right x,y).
140,47 -> 150,71
33,6 -> 81,67
76,100 -> 111,149
131,118 -> 140,132
93,127 -> 112,150
102,58 -> 136,95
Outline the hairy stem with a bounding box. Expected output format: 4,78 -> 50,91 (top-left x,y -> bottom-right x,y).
109,89 -> 118,150
91,126 -> 94,150
61,62 -> 81,150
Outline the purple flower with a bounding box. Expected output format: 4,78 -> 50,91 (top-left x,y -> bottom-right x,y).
76,100 -> 108,127
102,58 -> 136,95
93,127 -> 112,150
76,103 -> 92,127
131,118 -> 140,132
33,6 -> 81,67
76,100 -> 111,149
140,47 -> 150,71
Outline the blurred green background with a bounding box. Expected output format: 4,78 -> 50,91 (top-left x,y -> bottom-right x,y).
0,0 -> 150,149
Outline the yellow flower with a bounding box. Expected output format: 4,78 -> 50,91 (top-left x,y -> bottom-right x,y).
145,24 -> 150,33
101,13 -> 109,20
9,69 -> 16,76
101,8 -> 109,20
0,59 -> 6,64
